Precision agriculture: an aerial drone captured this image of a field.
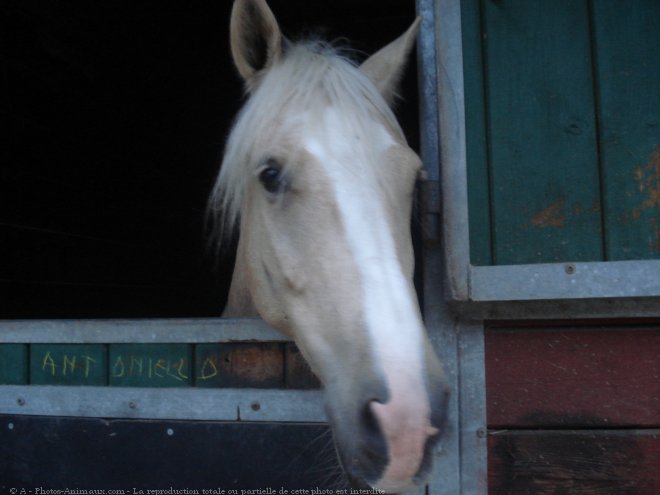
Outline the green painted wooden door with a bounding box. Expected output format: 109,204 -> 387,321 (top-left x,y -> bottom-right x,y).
463,0 -> 660,265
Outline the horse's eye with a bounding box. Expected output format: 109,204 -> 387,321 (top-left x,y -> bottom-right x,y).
259,160 -> 286,194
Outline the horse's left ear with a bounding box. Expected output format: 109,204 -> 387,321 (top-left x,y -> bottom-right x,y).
360,17 -> 421,105
230,0 -> 283,90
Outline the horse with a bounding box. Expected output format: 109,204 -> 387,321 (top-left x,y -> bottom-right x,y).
208,0 -> 449,491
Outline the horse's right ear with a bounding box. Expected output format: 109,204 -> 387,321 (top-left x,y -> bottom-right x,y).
230,0 -> 283,90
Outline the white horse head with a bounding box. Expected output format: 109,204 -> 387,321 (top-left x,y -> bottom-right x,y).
209,0 -> 448,491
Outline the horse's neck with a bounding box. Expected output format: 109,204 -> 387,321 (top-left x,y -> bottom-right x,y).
222,235 -> 258,317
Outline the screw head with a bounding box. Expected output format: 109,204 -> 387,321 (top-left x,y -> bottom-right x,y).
565,264 -> 576,275
16,398 -> 25,406
128,401 -> 137,409
250,402 -> 261,412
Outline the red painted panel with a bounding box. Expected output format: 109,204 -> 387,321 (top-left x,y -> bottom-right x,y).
486,326 -> 660,428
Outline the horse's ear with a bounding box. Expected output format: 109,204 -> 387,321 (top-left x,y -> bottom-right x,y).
360,17 -> 421,105
230,0 -> 283,89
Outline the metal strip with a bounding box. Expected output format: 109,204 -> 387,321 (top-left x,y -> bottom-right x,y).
417,0 -> 441,184
0,385 -> 325,422
453,297 -> 660,321
434,0 -> 471,301
457,322 -> 488,495
0,317 -> 287,343
470,259 -> 660,301
416,0 -> 462,492
424,315 -> 461,495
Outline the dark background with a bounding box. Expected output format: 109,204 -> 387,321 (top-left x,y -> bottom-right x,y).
1,0 -> 418,318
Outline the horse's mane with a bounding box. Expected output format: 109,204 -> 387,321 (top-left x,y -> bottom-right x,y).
207,40 -> 404,247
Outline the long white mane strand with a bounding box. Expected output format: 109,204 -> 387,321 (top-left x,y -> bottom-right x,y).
207,40 -> 405,247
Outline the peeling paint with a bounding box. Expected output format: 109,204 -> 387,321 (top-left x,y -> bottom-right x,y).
532,198 -> 566,228
631,145 -> 660,252
632,145 -> 660,214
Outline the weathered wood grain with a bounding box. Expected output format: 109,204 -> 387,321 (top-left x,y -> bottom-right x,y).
480,0 -> 603,264
488,429 -> 660,495
592,0 -> 660,260
0,344 -> 28,385
486,326 -> 660,428
195,343 -> 285,388
461,0 -> 492,266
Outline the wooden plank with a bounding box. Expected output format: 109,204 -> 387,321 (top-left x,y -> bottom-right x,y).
482,0 -> 603,264
592,0 -> 660,260
485,326 -> 660,428
488,429 -> 660,495
195,343 -> 284,388
109,344 -> 193,387
284,343 -> 321,389
30,344 -> 107,385
461,0 -> 493,266
0,344 -> 28,384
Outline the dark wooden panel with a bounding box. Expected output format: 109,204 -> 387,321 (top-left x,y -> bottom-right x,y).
0,415 -> 343,490
481,0 -> 603,264
30,344 -> 108,385
486,326 -> 660,428
0,345 -> 28,385
488,430 -> 660,495
592,0 -> 660,260
195,343 -> 285,388
109,344 -> 193,387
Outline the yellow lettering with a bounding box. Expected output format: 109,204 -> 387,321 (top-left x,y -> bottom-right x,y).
172,358 -> 188,381
112,356 -> 125,378
154,359 -> 167,378
62,354 -> 76,376
42,351 -> 57,376
162,359 -> 178,381
82,355 -> 96,378
129,356 -> 143,377
177,358 -> 189,380
199,358 -> 218,380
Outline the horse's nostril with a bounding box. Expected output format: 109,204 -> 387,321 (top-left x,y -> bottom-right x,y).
361,400 -> 381,435
359,401 -> 388,465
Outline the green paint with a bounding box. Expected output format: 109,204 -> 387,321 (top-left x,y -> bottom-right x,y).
0,344 -> 28,384
463,0 -> 493,266
109,344 -> 192,387
30,344 -> 107,386
481,0 -> 603,264
463,0 -> 660,265
593,0 -> 660,260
